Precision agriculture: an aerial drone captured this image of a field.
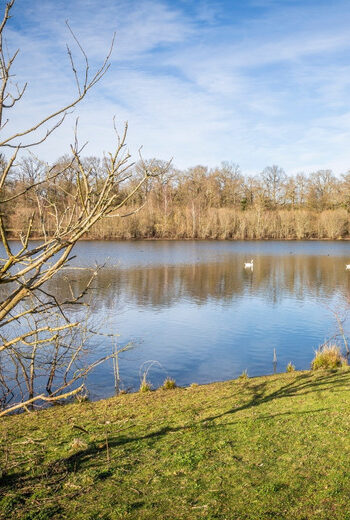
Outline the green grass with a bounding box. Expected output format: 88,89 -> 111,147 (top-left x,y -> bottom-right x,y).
2,369 -> 350,519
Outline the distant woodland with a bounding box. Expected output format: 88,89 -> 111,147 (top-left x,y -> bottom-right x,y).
7,156 -> 350,240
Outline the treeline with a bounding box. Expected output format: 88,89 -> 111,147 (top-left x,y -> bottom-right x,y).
6,156 -> 350,240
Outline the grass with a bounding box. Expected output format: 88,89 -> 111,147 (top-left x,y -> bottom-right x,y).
311,344 -> 347,370
2,369 -> 350,519
139,374 -> 152,393
286,361 -> 296,372
162,377 -> 177,390
238,369 -> 249,381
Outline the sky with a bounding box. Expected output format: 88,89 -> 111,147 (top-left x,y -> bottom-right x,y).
6,0 -> 350,175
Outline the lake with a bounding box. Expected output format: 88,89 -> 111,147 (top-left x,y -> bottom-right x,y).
47,240 -> 350,399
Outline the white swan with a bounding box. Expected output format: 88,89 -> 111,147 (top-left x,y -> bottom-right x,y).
244,259 -> 254,268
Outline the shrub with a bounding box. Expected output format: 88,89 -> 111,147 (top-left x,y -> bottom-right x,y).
286,362 -> 295,372
162,377 -> 177,390
311,344 -> 347,370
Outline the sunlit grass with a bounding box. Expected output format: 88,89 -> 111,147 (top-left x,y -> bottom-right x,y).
2,369 -> 350,519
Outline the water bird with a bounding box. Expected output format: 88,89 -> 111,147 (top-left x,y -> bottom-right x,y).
244,259 -> 254,269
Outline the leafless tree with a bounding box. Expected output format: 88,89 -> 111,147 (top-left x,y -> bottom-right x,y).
0,1 -> 161,414
261,165 -> 286,207
306,169 -> 338,211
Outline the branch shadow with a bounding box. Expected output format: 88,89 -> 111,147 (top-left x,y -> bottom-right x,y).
3,370 -> 350,496
203,370 -> 350,424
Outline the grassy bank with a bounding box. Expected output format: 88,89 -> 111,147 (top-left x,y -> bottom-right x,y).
2,370 -> 350,519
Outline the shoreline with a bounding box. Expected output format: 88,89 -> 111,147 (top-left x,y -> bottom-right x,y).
7,236 -> 350,242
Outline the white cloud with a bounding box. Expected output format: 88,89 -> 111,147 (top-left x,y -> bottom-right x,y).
4,0 -> 350,175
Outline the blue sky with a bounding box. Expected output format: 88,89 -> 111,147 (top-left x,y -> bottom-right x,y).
6,0 -> 350,174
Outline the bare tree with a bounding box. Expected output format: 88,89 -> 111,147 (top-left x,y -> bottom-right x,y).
218,161 -> 243,207
0,1 -> 159,414
261,165 -> 286,207
306,169 -> 338,211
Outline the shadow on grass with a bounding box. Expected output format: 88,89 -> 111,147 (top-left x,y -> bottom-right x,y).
3,370 -> 350,497
204,369 -> 350,423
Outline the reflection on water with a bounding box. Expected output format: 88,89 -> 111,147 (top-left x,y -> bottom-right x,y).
54,255 -> 350,310
39,240 -> 350,399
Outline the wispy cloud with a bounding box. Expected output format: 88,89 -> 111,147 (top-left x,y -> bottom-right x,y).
6,0 -> 350,174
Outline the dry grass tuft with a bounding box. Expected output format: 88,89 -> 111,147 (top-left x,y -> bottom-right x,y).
286,362 -> 296,373
238,369 -> 249,381
162,377 -> 177,390
139,374 -> 152,393
70,438 -> 88,450
311,344 -> 347,370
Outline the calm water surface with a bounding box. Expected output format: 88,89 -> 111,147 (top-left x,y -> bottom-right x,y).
49,240 -> 350,398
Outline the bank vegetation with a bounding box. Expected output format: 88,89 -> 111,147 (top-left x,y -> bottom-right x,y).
7,160 -> 350,240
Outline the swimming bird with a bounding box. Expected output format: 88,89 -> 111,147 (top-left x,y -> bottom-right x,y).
244,259 -> 254,268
